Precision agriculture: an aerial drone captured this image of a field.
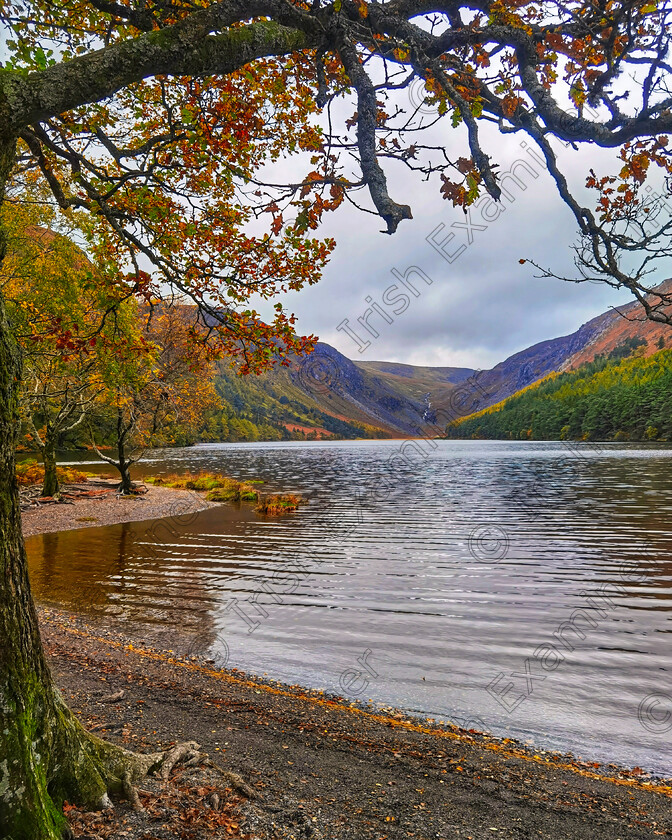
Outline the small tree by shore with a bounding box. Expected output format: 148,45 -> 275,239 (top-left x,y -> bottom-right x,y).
90,304 -> 219,493
2,207 -> 104,496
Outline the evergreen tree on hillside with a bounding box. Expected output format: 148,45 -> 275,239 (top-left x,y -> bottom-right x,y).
448,347 -> 672,442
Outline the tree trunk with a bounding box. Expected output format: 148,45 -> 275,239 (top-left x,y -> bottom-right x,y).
41,435 -> 60,497
0,139 -> 165,840
116,410 -> 134,494
118,458 -> 134,494
0,291 -> 119,838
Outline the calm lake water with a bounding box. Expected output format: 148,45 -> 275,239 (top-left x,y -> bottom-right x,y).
25,440 -> 672,774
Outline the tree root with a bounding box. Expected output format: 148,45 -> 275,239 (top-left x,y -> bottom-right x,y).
121,770 -> 144,813
158,740 -> 201,781
202,758 -> 259,800
89,721 -> 117,732
12,686 -> 253,837
61,734 -> 207,820
88,737 -> 262,821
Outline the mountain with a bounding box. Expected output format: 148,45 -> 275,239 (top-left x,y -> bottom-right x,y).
24,228 -> 672,443
205,342 -> 432,441
425,281 -> 672,424
356,361 -> 475,401
561,284 -> 672,368
200,285 -> 672,441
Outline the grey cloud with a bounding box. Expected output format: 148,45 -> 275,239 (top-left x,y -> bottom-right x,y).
259,125 -> 637,369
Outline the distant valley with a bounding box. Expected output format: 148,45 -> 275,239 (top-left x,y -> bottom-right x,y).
204,284 -> 672,441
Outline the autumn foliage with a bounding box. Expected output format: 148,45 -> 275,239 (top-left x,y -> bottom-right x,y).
146,471 -> 303,514
15,459 -> 89,488
0,2 -> 671,839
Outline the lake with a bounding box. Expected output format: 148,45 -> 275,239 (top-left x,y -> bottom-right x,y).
25,439 -> 672,774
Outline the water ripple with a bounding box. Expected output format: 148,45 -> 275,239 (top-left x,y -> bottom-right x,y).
27,440 -> 672,774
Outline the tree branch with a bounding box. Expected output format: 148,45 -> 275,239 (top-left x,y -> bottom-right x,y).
5,9 -> 319,128
339,41 -> 412,233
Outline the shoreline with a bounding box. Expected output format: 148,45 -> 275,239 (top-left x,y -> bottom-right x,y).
41,607 -> 672,839
21,480 -> 218,538
51,609 -> 672,786
23,480 -> 672,836
23,481 -> 671,785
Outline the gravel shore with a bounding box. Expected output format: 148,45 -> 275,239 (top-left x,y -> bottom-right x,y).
22,481 -> 217,538
41,609 -> 672,840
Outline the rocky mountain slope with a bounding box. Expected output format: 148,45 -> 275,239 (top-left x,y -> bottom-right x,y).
454,282 -> 672,418
212,342 -> 430,439
209,285 -> 672,439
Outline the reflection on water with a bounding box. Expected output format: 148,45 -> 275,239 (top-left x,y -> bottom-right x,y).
27,440 -> 672,773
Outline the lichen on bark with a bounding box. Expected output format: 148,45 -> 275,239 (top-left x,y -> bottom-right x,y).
0,95 -> 184,840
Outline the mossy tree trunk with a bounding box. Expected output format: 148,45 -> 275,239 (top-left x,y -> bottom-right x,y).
0,133 -> 166,840
0,296 -> 166,840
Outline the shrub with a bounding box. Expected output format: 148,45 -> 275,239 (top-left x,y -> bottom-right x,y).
16,459 -> 89,487
255,493 -> 303,515
146,471 -> 302,515
205,481 -> 258,503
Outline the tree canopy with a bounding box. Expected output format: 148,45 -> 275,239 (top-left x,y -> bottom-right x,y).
1,0 -> 671,328
89,301 -> 220,491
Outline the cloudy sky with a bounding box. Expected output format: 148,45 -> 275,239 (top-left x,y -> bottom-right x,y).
272,123 -> 638,371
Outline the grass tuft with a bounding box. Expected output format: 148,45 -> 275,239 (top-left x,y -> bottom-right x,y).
146,472 -> 302,516
255,493 -> 303,515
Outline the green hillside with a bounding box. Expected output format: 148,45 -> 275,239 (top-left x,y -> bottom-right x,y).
198,362 -> 378,442
446,340 -> 672,442
47,360 -> 380,453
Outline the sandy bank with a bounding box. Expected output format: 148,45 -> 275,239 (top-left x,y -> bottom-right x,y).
22,481 -> 217,538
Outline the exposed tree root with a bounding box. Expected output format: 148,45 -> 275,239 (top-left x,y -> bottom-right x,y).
121,770 -> 144,813
50,694 -> 209,822
3,674 -> 247,838
158,740 -> 201,781
202,758 -> 259,800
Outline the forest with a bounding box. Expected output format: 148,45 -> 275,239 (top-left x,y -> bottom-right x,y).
447,338 -> 672,441
10,205 -> 372,498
